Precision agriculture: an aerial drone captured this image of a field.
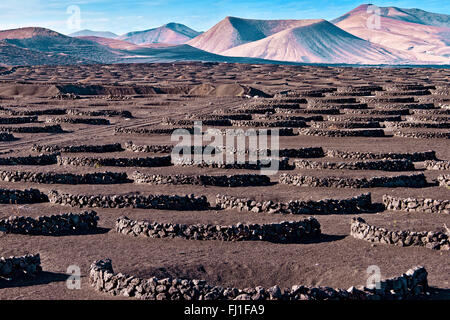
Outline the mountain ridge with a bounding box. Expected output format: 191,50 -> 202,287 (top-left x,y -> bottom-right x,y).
69,29 -> 119,39
188,16 -> 323,53
119,23 -> 202,45
0,4 -> 449,66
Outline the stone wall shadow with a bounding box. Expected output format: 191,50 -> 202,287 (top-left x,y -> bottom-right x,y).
0,271 -> 69,289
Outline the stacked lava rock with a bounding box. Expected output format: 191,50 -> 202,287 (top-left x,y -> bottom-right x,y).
89,259 -> 428,300
0,254 -> 42,280
351,217 -> 449,250
115,216 -> 321,243
216,193 -> 373,215
0,211 -> 99,235
48,190 -> 210,210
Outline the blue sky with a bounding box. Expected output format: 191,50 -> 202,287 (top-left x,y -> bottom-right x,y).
0,0 -> 449,35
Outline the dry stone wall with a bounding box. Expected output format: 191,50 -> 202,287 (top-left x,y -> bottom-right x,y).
385,122 -> 450,129
412,109 -> 450,115
0,154 -> 58,166
278,108 -> 340,114
163,118 -> 232,126
351,217 -> 449,250
0,116 -> 38,124
294,159 -> 415,171
256,114 -> 323,122
0,108 -> 66,116
235,107 -> 275,114
125,142 -> 173,153
0,133 -> 15,141
0,188 -> 48,204
360,97 -> 416,104
66,108 -> 132,118
343,109 -> 409,115
215,128 -> 297,136
115,216 -> 321,243
276,147 -> 324,158
0,125 -> 64,133
393,131 -> 450,139
57,155 -> 172,167
406,115 -> 450,122
425,160 -> 450,170
192,114 -> 252,121
298,128 -> 386,137
230,120 -> 308,128
327,115 -> 402,122
216,193 -> 373,215
437,175 -> 450,188
0,254 -> 42,280
383,195 -> 449,214
48,190 -> 210,210
89,259 -> 428,300
46,117 -> 110,125
325,150 -> 436,161
115,127 -> 194,135
0,170 -> 129,184
132,172 -> 270,187
32,143 -> 123,153
0,211 -> 99,235
279,173 -> 428,188
125,142 -> 219,155
173,157 -> 292,170
310,121 -> 381,129
218,147 -> 324,158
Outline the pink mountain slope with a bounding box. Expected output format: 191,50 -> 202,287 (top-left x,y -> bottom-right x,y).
187,16 -> 323,54
222,19 -> 415,64
333,4 -> 450,63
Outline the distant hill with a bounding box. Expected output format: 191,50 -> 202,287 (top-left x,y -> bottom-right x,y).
69,29 -> 118,39
0,27 -> 118,64
332,4 -> 450,28
119,23 -> 202,45
0,27 -> 307,66
332,4 -> 450,63
188,16 -> 320,54
222,20 -> 414,64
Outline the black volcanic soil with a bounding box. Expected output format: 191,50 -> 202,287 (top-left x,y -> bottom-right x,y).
0,62 -> 448,300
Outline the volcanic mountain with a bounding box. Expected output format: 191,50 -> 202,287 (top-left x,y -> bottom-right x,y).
221,19 -> 414,64
0,27 -> 303,66
188,16 -> 321,54
69,29 -> 118,39
333,4 -> 450,28
0,27 -> 118,63
332,4 -> 450,63
119,23 -> 202,45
